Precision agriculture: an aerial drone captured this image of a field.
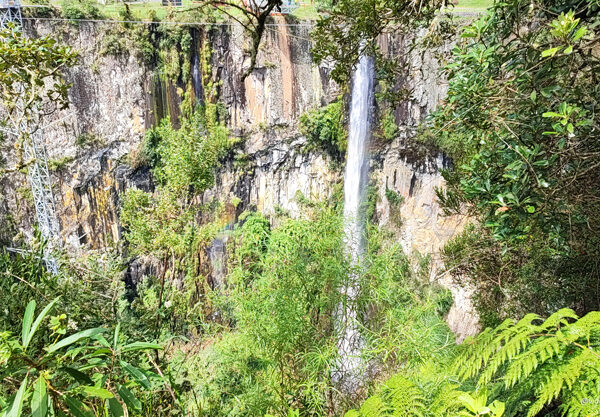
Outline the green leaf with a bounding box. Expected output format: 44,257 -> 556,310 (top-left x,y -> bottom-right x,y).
94,335 -> 110,349
47,328 -> 105,354
526,206 -> 535,213
542,112 -> 562,118
24,297 -> 60,350
541,46 -> 561,57
81,386 -> 114,400
106,398 -> 124,417
530,91 -> 536,102
22,300 -> 35,346
60,367 -> 93,385
563,45 -> 573,54
117,385 -> 141,412
120,361 -> 151,389
572,26 -> 587,41
567,123 -> 574,133
31,377 -> 48,417
112,323 -> 120,351
119,342 -> 162,353
64,396 -> 94,417
6,376 -> 27,417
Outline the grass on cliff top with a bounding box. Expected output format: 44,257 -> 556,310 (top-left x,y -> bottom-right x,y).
25,0 -> 491,22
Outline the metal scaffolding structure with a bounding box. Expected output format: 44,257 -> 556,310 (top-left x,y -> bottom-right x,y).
0,0 -> 23,28
23,128 -> 60,274
2,0 -> 60,274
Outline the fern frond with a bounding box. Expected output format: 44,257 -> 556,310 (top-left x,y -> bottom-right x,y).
527,349 -> 597,417
560,366 -> 600,417
383,375 -> 426,417
477,321 -> 535,386
503,335 -> 561,388
358,395 -> 385,417
539,308 -> 579,331
456,314 -> 540,385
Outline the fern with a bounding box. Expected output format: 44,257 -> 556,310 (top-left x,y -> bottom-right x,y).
349,308 -> 600,417
344,375 -> 428,417
384,375 -> 426,417
454,309 -> 600,416
357,395 -> 385,417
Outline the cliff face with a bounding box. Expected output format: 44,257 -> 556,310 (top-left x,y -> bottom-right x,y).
1,19 -> 477,339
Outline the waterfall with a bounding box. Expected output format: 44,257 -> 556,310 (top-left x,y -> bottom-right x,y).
191,50 -> 204,103
207,234 -> 228,290
335,54 -> 375,393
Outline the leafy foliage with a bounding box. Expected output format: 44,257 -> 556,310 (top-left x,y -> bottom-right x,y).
299,99 -> 347,160
0,297 -> 165,417
456,309 -> 600,417
349,307 -> 600,417
60,0 -> 104,21
311,0 -> 446,84
427,0 -> 600,321
0,27 -> 77,167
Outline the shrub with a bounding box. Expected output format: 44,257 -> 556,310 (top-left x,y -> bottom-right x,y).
0,299 -> 164,417
60,0 -> 103,21
101,30 -> 128,57
429,0 -> 600,318
378,109 -> 399,142
299,99 -> 347,160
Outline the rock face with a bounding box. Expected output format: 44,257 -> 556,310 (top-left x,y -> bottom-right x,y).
0,19 -> 478,339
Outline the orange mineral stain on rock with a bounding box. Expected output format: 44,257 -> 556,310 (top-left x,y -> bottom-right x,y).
274,16 -> 295,120
244,72 -> 266,125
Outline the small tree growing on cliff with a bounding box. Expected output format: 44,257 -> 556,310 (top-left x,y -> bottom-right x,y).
187,0 -> 283,79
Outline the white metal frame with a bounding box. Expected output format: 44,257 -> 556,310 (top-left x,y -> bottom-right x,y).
1,1 -> 60,274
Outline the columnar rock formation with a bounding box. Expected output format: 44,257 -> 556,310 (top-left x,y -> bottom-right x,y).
0,19 -> 477,339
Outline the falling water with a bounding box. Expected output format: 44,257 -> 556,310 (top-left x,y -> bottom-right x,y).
335,54 -> 375,393
191,50 -> 204,103
207,234 -> 228,290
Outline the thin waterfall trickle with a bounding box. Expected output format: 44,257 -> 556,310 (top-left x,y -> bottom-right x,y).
335,54 -> 375,392
191,50 -> 204,103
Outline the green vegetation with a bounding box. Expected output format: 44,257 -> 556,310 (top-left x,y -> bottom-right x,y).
0,246 -> 178,416
350,308 -> 600,417
0,27 -> 77,169
378,110 -> 399,142
4,0 -> 600,416
423,0 -> 600,325
60,0 -> 103,21
47,156 -> 74,172
311,0 -> 445,84
299,99 -> 347,159
1,298 -> 163,417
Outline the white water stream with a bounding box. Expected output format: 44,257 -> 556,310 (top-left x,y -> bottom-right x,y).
335,54 -> 375,392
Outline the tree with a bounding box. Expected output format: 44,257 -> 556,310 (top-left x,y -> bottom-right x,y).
188,0 -> 284,79
427,0 -> 600,322
311,0 -> 447,84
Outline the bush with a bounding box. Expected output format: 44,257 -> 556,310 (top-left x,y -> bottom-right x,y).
101,30 -> 128,57
60,0 -> 103,21
378,109 -> 399,142
299,99 -> 347,160
0,299 -> 163,417
428,0 -> 600,323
